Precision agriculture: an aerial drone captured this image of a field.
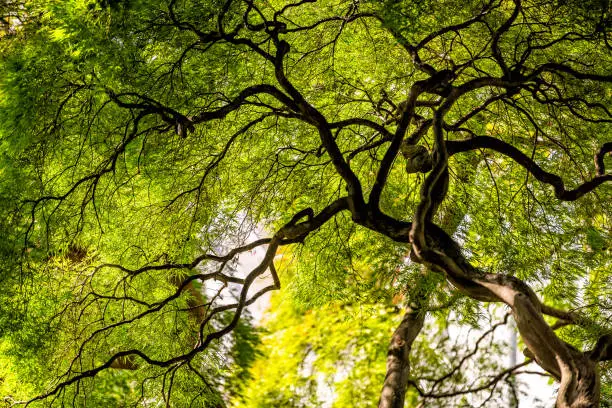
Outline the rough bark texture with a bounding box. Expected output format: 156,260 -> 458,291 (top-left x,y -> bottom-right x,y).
406,101 -> 606,406
378,153 -> 480,406
378,307 -> 425,408
19,1 -> 611,405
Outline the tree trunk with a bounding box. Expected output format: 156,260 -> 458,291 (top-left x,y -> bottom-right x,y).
378,307 -> 425,408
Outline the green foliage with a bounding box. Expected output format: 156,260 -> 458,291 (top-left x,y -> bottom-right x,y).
0,0 -> 609,406
232,294 -> 404,408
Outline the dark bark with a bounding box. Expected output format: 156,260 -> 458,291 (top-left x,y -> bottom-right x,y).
22,1 -> 612,405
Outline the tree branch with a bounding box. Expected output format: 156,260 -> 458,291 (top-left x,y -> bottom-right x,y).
447,136 -> 612,200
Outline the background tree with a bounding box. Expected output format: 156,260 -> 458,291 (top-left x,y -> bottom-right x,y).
0,0 -> 610,407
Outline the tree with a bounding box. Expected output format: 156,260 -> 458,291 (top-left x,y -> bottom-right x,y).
0,0 -> 610,406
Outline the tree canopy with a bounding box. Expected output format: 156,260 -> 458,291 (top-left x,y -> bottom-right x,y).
0,0 -> 610,407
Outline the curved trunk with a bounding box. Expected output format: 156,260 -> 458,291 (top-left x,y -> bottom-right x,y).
411,228 -> 603,407
378,153 -> 481,407
403,96 -> 607,407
